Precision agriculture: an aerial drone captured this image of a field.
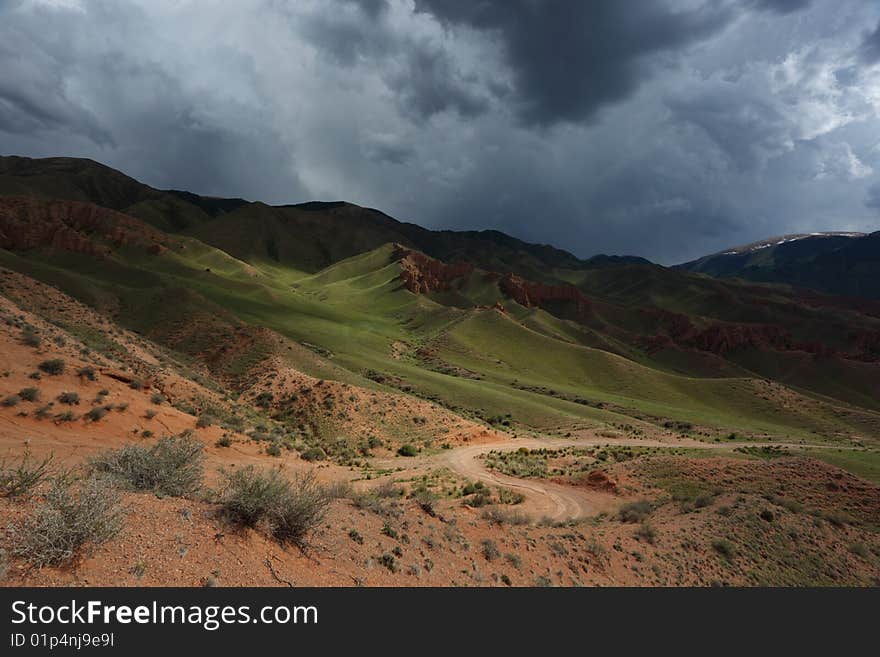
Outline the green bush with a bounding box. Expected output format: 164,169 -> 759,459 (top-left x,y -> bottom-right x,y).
497,487 -> 525,505
18,387 -> 40,402
38,359 -> 65,375
215,435 -> 233,448
150,393 -> 165,405
219,467 -> 331,547
2,394 -> 21,407
10,475 -> 123,566
77,366 -> 97,381
618,500 -> 653,523
711,538 -> 737,561
57,392 -> 80,406
219,466 -> 290,526
90,434 -> 204,497
300,447 -> 326,462
85,406 -> 108,422
396,444 -> 418,457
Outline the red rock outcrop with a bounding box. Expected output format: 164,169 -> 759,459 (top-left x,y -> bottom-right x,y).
396,247 -> 473,293
0,196 -> 169,255
499,273 -> 592,317
687,323 -> 793,355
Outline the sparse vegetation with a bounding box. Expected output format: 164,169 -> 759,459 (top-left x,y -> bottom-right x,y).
396,444 -> 418,457
219,467 -> 330,547
38,359 -> 65,375
10,475 -> 123,566
77,366 -> 97,381
57,391 -> 80,405
0,451 -> 53,498
480,539 -> 500,561
18,387 -> 40,402
618,500 -> 653,523
85,406 -> 108,422
90,434 -> 204,497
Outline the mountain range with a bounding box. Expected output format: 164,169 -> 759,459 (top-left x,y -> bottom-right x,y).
679,231 -> 880,300
1,154 -> 880,440
1,155 -> 880,587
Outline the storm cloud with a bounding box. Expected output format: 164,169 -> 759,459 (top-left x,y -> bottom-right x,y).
1,0 -> 879,263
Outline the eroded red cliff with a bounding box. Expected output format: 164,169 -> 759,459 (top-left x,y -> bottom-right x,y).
0,196 -> 170,255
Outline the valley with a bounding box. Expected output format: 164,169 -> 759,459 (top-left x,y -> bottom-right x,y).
0,155 -> 877,587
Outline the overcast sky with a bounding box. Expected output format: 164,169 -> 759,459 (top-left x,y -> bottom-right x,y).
2,0 -> 880,263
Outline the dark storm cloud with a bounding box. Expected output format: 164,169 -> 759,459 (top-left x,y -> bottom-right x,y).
867,182 -> 880,212
413,0 -> 734,126
296,1 -> 487,121
748,0 -> 812,14
860,21 -> 880,64
0,0 -> 305,202
0,0 -> 878,264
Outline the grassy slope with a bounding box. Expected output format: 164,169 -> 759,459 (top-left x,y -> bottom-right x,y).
3,237 -> 880,441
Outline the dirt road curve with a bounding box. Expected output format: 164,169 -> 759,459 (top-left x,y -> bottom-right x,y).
437,436 -> 677,522
431,435 -> 833,522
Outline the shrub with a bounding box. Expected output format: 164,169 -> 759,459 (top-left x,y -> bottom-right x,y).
18,387 -> 40,402
635,522 -> 657,545
497,487 -> 525,505
481,539 -> 500,561
21,327 -> 41,347
195,414 -> 214,429
413,489 -> 438,516
54,411 -> 76,423
481,507 -> 529,526
268,472 -> 331,546
150,393 -> 165,405
2,395 -> 21,407
90,435 -> 204,497
85,406 -> 108,423
219,467 -> 330,547
77,366 -> 97,381
849,543 -> 870,559
377,553 -> 399,573
396,444 -> 418,457
0,451 -> 53,498
348,529 -> 364,544
35,405 -> 52,420
128,379 -> 144,390
219,466 -> 290,526
711,538 -> 737,561
115,402 -> 129,412
618,500 -> 653,523
215,435 -> 233,448
10,475 -> 123,566
300,447 -> 326,462
38,359 -> 65,375
141,430 -> 154,439
57,392 -> 80,406
144,409 -> 157,420
266,442 -> 282,457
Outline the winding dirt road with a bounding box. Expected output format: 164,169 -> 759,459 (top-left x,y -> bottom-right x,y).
379,434 -> 834,523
